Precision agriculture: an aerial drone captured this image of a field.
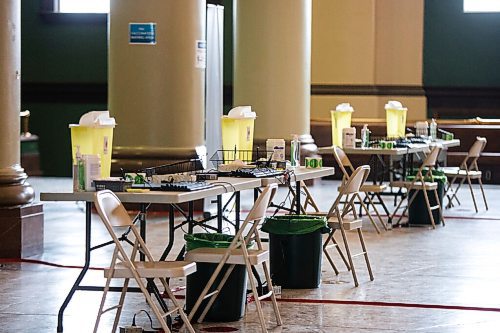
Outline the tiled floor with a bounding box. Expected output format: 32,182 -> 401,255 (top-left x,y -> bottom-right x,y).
1,177 -> 499,332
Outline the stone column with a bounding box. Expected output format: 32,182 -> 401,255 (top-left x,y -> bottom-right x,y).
109,0 -> 207,170
0,0 -> 42,258
234,0 -> 314,155
0,0 -> 34,206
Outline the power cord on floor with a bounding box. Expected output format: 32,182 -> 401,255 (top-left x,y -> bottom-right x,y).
121,309 -> 166,333
0,257 -> 104,270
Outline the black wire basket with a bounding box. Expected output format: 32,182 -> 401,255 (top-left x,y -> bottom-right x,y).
210,147 -> 272,168
142,159 -> 204,177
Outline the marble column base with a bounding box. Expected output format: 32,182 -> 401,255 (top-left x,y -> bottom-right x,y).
0,203 -> 44,258
0,165 -> 35,206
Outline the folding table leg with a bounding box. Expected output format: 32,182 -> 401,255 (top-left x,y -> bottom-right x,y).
57,201 -> 92,333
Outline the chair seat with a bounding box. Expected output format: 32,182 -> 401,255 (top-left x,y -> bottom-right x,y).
443,168 -> 482,178
185,248 -> 269,265
327,217 -> 363,230
104,261 -> 196,279
360,184 -> 387,192
394,181 -> 438,190
410,182 -> 438,190
389,181 -> 408,188
338,184 -> 387,193
441,166 -> 460,173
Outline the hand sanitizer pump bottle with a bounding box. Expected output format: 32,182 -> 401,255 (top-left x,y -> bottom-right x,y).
73,145 -> 85,191
361,124 -> 370,148
430,118 -> 437,141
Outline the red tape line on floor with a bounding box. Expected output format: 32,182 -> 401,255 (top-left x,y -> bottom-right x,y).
271,297 -> 500,313
170,294 -> 500,313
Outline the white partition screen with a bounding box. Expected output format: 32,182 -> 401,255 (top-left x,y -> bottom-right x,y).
205,4 -> 224,164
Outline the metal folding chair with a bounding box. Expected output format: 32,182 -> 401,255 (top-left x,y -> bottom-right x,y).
185,184 -> 282,333
443,137 -> 488,212
391,146 -> 445,229
323,165 -> 375,287
93,190 -> 196,333
333,146 -> 389,233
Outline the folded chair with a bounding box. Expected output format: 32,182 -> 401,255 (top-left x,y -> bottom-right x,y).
322,165 -> 374,287
443,137 -> 488,212
93,190 -> 196,333
333,146 -> 389,233
391,146 -> 444,229
185,183 -> 281,333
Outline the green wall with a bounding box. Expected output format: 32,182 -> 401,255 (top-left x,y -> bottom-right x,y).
21,0 -> 108,176
22,1 -> 107,83
424,0 -> 500,87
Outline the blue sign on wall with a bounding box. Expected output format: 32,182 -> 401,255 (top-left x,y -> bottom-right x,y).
129,23 -> 156,45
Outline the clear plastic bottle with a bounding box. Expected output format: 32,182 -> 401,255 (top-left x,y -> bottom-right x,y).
361,124 -> 370,148
290,134 -> 300,167
75,146 -> 85,191
430,118 -> 437,140
73,146 -> 80,192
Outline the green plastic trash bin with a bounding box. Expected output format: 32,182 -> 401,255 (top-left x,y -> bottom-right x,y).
184,233 -> 248,322
261,215 -> 328,289
407,170 -> 447,225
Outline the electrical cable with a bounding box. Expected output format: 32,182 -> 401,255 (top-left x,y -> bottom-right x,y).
0,258 -> 105,271
210,181 -> 236,192
131,309 -> 163,332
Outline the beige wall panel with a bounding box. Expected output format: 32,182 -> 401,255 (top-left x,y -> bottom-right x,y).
312,0 -> 376,85
109,0 -> 205,149
234,0 -> 311,139
375,0 -> 424,85
376,96 -> 427,122
311,95 -> 380,120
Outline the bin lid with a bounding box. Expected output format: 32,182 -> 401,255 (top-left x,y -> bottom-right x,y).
261,215 -> 328,235
385,100 -> 408,111
69,110 -> 116,128
406,169 -> 447,183
225,106 -> 256,119
332,103 -> 354,112
184,233 -> 253,252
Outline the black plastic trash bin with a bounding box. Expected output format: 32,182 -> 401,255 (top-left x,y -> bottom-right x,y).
184,233 -> 248,322
261,215 -> 328,289
407,172 -> 447,225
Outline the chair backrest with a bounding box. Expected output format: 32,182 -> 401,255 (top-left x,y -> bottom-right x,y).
340,165 -> 370,195
94,190 -> 133,228
94,190 -> 156,264
332,146 -> 354,178
246,183 -> 278,222
422,145 -> 441,168
467,136 -> 487,158
225,183 -> 277,251
459,136 -> 487,171
327,165 -> 370,219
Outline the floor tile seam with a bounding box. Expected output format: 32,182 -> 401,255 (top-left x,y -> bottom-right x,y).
387,268 -> 500,278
